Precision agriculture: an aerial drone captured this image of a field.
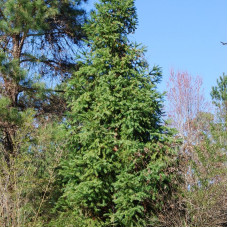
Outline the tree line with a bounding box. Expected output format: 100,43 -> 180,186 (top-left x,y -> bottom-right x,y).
0,0 -> 226,226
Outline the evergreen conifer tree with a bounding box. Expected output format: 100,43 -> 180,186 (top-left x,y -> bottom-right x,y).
0,0 -> 88,225
0,0 -> 88,156
59,0 -> 177,226
211,73 -> 227,128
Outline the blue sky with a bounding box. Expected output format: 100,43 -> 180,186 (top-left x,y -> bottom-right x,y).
134,0 -> 227,100
84,0 -> 227,100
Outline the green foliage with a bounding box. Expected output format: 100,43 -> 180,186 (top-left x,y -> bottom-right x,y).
0,0 -> 87,115
210,74 -> 227,154
0,0 -> 88,226
0,0 -> 86,38
55,0 -> 177,226
0,0 -> 57,33
0,110 -> 67,226
211,73 -> 227,109
191,112 -> 226,187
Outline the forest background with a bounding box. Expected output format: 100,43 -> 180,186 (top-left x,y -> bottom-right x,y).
0,0 -> 227,227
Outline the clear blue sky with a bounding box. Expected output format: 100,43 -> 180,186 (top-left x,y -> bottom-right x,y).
84,0 -> 227,100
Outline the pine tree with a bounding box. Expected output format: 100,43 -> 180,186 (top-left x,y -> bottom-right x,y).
0,0 -> 87,157
58,0 -> 177,226
0,0 -> 88,225
211,73 -> 227,109
211,73 -> 227,131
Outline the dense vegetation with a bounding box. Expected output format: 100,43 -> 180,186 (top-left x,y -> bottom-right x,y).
0,0 -> 226,226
